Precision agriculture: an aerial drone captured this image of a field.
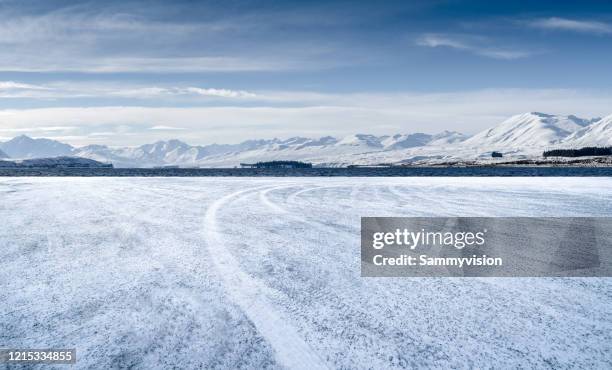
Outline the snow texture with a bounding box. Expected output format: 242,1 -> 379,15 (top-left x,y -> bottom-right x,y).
1,177 -> 611,369
565,115 -> 612,147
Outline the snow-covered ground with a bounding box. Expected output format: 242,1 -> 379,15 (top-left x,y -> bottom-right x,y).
1,177 -> 611,369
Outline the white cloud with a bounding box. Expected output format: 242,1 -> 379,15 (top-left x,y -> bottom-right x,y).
109,87 -> 170,98
416,34 -> 532,60
0,56 -> 302,73
0,7 -> 342,73
0,88 -> 610,146
476,49 -> 532,60
0,81 -> 57,98
0,81 -> 257,100
35,135 -> 92,142
0,81 -> 50,90
88,132 -> 119,137
527,17 -> 612,34
184,87 -> 256,98
149,125 -> 186,131
416,34 -> 470,50
0,126 -> 77,132
110,86 -> 256,99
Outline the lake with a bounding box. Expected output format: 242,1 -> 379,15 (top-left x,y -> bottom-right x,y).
1,166 -> 612,176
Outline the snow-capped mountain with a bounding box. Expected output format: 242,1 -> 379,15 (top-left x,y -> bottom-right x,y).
562,115 -> 612,147
0,135 -> 74,159
74,141 -> 200,167
134,140 -> 204,165
461,112 -> 592,148
74,145 -> 143,168
336,134 -> 384,149
381,133 -> 432,149
0,148 -> 8,159
192,136 -> 375,167
2,112 -> 610,167
70,132 -> 467,167
427,131 -> 469,146
378,131 -> 467,150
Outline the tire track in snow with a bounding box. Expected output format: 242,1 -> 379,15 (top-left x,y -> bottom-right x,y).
266,184 -> 360,237
286,184 -> 349,204
258,185 -> 298,214
203,185 -> 329,370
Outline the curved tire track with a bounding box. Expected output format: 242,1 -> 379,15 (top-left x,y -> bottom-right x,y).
203,185 -> 329,370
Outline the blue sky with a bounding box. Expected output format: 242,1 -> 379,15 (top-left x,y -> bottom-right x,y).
0,0 -> 611,146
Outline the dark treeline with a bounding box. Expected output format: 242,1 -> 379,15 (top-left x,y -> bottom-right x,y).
254,160 -> 313,168
543,147 -> 612,157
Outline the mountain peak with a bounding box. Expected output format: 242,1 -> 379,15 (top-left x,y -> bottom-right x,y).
567,114 -> 600,127
149,138 -> 188,145
428,131 -> 468,145
11,134 -> 35,142
463,112 -> 589,148
382,133 -> 432,149
145,139 -> 191,150
0,135 -> 73,159
563,115 -> 612,147
4,111 -> 609,167
337,134 -> 383,148
529,112 -> 554,118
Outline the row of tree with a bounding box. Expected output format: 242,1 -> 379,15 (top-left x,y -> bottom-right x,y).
253,160 -> 313,168
543,147 -> 612,158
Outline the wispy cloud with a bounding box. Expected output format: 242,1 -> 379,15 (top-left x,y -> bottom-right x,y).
0,56 -> 305,73
149,125 -> 186,131
88,132 -> 121,137
0,4 -> 348,73
0,81 -> 50,90
475,49 -> 532,60
0,81 -> 57,98
0,81 -> 257,100
112,86 -> 256,99
416,34 -> 470,50
416,34 -> 531,60
184,88 -> 256,98
0,88 -> 610,146
0,126 -> 77,132
526,17 -> 612,34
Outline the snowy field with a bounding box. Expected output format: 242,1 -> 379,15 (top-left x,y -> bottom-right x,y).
1,177 -> 611,369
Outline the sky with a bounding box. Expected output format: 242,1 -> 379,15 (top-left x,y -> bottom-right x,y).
0,0 -> 611,146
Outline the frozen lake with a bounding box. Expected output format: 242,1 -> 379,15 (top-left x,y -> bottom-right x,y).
1,177 -> 611,369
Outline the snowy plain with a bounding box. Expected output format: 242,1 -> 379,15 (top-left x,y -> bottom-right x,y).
1,177 -> 611,369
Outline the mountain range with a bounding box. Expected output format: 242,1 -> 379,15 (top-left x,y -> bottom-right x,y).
0,135 -> 74,159
1,112 -> 610,167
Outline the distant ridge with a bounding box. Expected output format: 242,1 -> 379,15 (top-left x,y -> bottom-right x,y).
461,112 -> 591,148
0,156 -> 112,168
563,115 -> 612,147
1,112 -> 610,167
0,135 -> 73,159
69,130 -> 469,167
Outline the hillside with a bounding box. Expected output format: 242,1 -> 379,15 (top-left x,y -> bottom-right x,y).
0,135 -> 74,159
562,115 -> 612,147
1,112 -> 610,167
0,156 -> 113,168
461,112 -> 591,148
